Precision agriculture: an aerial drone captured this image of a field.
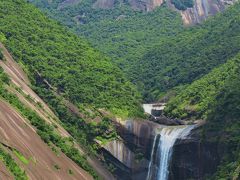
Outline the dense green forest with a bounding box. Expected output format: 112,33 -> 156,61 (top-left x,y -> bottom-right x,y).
0,0 -> 142,117
164,52 -> 240,179
29,0 -> 240,103
1,0 -> 240,179
133,4 -> 240,101
29,0 -> 184,82
161,5 -> 240,178
78,5 -> 183,68
206,70 -> 240,179
164,53 -> 240,119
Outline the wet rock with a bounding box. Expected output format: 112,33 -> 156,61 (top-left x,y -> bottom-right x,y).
170,128 -> 223,180
150,115 -> 185,125
102,119 -> 221,180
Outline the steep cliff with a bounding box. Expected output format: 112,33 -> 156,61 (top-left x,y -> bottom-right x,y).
101,119 -> 220,180
171,128 -> 222,180
0,44 -> 95,179
179,0 -> 237,24
100,119 -> 161,179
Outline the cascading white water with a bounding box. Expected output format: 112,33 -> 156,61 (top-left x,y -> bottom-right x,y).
143,104 -> 154,115
146,134 -> 158,180
147,125 -> 194,180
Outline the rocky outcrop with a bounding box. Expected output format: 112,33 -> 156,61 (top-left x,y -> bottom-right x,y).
102,138 -> 150,180
179,0 -> 237,25
92,0 -> 164,11
128,0 -> 164,11
149,115 -> 185,125
102,119 -> 224,180
101,119 -> 161,179
118,119 -> 160,150
92,0 -> 236,24
104,140 -> 135,168
170,127 -> 223,180
53,0 -> 237,25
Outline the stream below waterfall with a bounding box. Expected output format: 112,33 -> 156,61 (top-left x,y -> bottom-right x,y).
147,125 -> 195,180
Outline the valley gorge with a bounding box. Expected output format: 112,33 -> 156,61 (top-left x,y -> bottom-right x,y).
0,0 -> 239,179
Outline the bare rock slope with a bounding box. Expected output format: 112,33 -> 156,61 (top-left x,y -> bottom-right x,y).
0,43 -> 94,179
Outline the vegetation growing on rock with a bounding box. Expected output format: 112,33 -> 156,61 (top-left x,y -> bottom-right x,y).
0,146 -> 28,180
0,0 -> 142,118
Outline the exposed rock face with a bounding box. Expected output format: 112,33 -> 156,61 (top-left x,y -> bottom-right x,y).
104,140 -> 135,168
128,0 -> 164,11
50,0 -> 237,25
170,128 -> 223,180
93,0 -> 236,24
119,119 -> 160,150
149,115 -> 185,125
101,119 -> 161,179
102,139 -> 150,180
179,0 -> 236,25
93,0 -> 164,11
103,119 -> 223,180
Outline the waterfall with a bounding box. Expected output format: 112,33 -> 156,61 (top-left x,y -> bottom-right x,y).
143,104 -> 153,115
146,135 -> 158,180
147,125 -> 194,180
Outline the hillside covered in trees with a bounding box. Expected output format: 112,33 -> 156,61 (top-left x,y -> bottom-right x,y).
161,4 -> 240,178
0,0 -> 143,117
30,0 -> 240,103
29,0 -> 184,73
163,50 -> 240,179
133,4 -> 240,101
0,43 -> 97,179
0,0 -> 240,179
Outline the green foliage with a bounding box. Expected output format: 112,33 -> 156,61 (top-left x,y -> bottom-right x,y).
164,55 -> 240,119
13,150 -> 29,165
0,146 -> 28,180
68,169 -> 74,175
135,152 -> 144,162
29,1 -> 240,105
29,1 -> 240,104
4,1 -> 240,179
0,0 -> 142,117
0,49 -> 3,60
204,68 -> 240,179
29,0 -> 184,96
78,5 -> 183,67
0,67 -> 10,84
164,49 -> 240,180
128,3 -> 240,101
34,84 -> 117,151
0,83 -> 98,178
0,32 -> 6,43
